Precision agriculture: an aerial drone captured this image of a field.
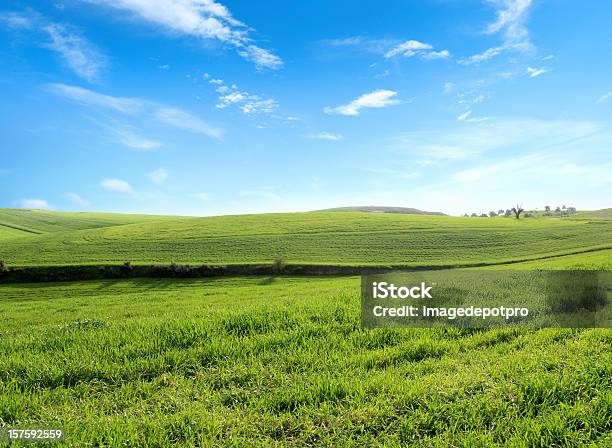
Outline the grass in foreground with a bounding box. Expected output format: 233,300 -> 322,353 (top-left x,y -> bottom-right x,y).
1,276 -> 610,447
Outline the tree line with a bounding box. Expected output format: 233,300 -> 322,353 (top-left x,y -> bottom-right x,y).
463,204 -> 577,220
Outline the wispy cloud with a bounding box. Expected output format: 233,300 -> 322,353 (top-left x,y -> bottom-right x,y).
457,110 -> 472,121
307,132 -> 343,141
17,198 -> 51,209
324,89 -> 400,116
148,168 -> 168,185
596,91 -> 612,104
453,153 -> 544,182
110,126 -> 163,150
391,118 -> 602,166
44,23 -> 107,82
84,0 -> 282,70
460,46 -> 504,65
385,40 -> 450,60
0,12 -> 34,29
66,192 -> 90,207
526,66 -> 547,78
460,0 -> 534,65
100,178 -> 133,194
154,107 -> 222,138
322,36 -> 396,55
1,11 -> 106,81
47,83 -> 142,113
48,83 -> 222,139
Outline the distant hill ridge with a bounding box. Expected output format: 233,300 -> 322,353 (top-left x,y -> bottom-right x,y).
315,206 -> 446,216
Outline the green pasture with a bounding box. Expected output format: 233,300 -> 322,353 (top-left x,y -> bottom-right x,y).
0,276 -> 610,447
1,210 -> 610,267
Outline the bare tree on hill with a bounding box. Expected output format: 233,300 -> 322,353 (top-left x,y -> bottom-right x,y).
511,204 -> 524,220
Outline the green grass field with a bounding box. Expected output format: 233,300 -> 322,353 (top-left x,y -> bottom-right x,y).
1,276 -> 610,447
1,209 -> 611,267
0,208 -> 610,446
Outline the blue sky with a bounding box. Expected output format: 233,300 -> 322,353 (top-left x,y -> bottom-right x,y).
1,0 -> 611,216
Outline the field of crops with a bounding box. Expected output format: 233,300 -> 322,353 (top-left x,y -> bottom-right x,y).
1,210 -> 611,267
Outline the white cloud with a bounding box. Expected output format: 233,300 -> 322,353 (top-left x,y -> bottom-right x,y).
240,98 -> 278,115
307,132 -> 343,141
193,193 -> 211,201
49,83 -> 222,139
113,128 -> 163,150
84,0 -> 282,70
236,44 -> 283,70
47,83 -> 143,113
526,66 -> 547,78
148,168 -> 168,184
460,0 -> 534,65
2,12 -> 106,81
421,49 -> 451,60
385,40 -> 432,58
443,82 -> 456,94
0,12 -> 34,29
322,36 -> 397,56
486,0 -> 533,50
324,89 -> 400,116
100,178 -> 133,194
208,77 -> 279,115
596,91 -> 612,104
459,46 -> 504,65
385,39 -> 450,60
17,198 -> 51,209
66,192 -> 89,207
457,110 -> 472,121
44,23 -> 106,82
154,107 -> 222,138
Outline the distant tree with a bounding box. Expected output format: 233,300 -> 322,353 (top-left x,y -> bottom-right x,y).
544,205 -> 551,212
463,213 -> 469,217
489,211 -> 497,217
480,213 -> 488,218
498,209 -> 504,216
562,205 -> 566,209
504,209 -> 512,217
555,206 -> 561,212
471,213 -> 478,217
524,212 -> 533,218
511,204 -> 524,220
567,206 -> 577,213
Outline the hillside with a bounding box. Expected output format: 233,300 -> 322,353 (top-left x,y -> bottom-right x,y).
0,210 -> 610,267
0,208 -> 181,237
316,206 -> 446,216
575,208 -> 612,219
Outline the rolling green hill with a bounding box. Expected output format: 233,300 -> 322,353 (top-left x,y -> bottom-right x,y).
0,208 -> 179,237
0,210 -> 610,267
316,206 -> 446,215
575,208 -> 612,219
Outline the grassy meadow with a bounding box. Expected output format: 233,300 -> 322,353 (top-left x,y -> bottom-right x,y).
0,208 -> 610,446
1,209 -> 611,267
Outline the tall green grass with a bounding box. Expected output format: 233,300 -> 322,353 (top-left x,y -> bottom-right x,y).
0,277 -> 610,446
